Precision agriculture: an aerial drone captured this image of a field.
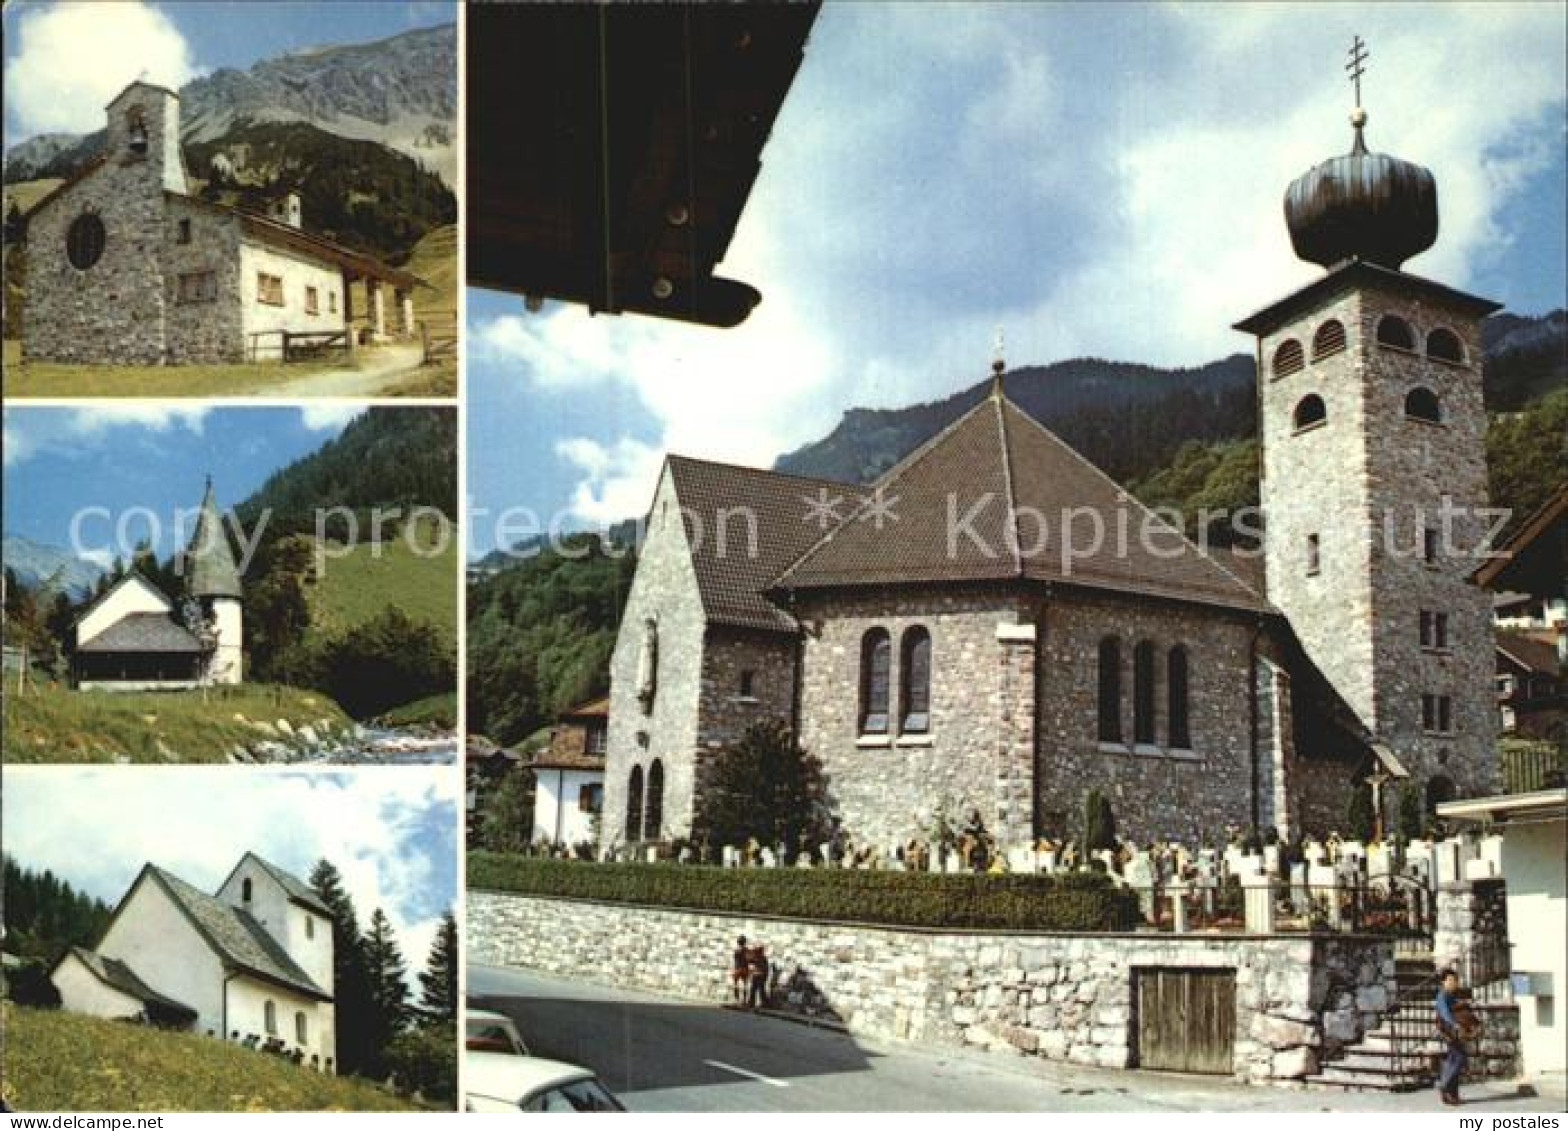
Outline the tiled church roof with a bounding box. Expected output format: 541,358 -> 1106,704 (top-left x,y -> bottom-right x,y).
665,455 -> 852,633
773,390 -> 1269,612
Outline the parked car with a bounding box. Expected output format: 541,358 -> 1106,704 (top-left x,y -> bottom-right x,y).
464,1051 -> 626,1112
466,1006 -> 529,1055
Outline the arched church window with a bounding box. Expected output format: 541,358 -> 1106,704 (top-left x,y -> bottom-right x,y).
1426,328 -> 1465,364
1133,641 -> 1157,746
1376,315 -> 1416,350
1271,339 -> 1304,378
635,619 -> 658,714
1312,319 -> 1346,360
859,629 -> 891,735
899,627 -> 931,734
624,765 -> 644,842
1168,645 -> 1191,749
1097,637 -> 1122,743
1404,386 -> 1443,424
66,213 -> 106,270
645,760 -> 665,840
1293,394 -> 1327,431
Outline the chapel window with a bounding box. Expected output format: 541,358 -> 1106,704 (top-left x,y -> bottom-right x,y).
1133,641 -> 1157,746
66,213 -> 106,270
1427,328 -> 1465,364
1271,339 -> 1304,378
1376,315 -> 1416,350
1312,319 -> 1347,360
899,627 -> 932,734
1168,645 -> 1191,750
1097,637 -> 1121,743
1404,386 -> 1443,424
644,760 -> 665,840
859,629 -> 891,735
624,766 -> 644,842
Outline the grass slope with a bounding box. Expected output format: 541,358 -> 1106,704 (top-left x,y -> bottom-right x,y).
2,178 -> 64,214
308,522 -> 457,650
1,1003 -> 421,1112
1,338 -> 369,398
1,682 -> 349,765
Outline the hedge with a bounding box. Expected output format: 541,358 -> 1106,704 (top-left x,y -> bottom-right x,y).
469,852 -> 1139,932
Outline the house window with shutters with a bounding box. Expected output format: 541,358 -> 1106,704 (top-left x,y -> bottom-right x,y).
859,629 -> 891,735
899,627 -> 931,734
305,286 -> 320,315
257,272 -> 284,307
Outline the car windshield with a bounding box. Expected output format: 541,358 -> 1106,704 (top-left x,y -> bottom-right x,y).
466,1022 -> 525,1055
521,1078 -> 625,1112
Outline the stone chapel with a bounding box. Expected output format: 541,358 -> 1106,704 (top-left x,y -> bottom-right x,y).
601,98 -> 1501,851
22,81 -> 421,366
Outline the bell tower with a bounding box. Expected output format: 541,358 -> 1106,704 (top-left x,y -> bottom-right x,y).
184,478 -> 245,686
106,80 -> 188,196
1234,41 -> 1500,800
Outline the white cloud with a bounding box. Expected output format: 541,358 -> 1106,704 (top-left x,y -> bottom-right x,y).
2,406 -> 209,467
4,1 -> 203,138
298,405 -> 366,433
554,437 -> 666,527
2,768 -> 458,981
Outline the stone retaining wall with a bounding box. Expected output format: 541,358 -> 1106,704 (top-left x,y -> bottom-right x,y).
470,890 -> 1396,1084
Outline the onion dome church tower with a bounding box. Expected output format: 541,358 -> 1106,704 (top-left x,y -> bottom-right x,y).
183,478 -> 245,686
1234,39 -> 1500,805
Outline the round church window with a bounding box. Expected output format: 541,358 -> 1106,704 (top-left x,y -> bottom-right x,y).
66,213 -> 106,270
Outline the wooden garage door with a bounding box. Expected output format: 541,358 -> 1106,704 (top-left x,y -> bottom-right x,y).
1135,967 -> 1236,1074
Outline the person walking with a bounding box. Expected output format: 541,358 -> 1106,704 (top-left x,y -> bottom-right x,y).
729,936 -> 749,1003
747,944 -> 771,1010
1434,968 -> 1474,1106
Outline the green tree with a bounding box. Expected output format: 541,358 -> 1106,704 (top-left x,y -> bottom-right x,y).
361,907 -> 411,1075
1082,789 -> 1117,854
1393,782 -> 1427,843
309,859 -> 375,1077
1346,781 -> 1377,842
417,911 -> 458,1027
475,768 -> 535,853
385,1024 -> 456,1103
699,719 -> 832,855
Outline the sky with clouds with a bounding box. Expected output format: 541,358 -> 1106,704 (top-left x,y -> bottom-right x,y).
2,1 -> 454,141
468,2 -> 1568,555
3,768 -> 458,976
2,405 -> 366,565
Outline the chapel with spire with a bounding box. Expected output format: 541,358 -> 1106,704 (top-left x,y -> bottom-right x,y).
72,480 -> 246,690
597,42 -> 1502,852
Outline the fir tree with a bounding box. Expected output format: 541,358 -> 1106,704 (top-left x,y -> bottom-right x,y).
309,859 -> 375,1077
417,911 -> 458,1026
362,907 -> 411,1074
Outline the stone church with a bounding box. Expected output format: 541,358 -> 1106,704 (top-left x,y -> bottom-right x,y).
601,100 -> 1502,851
22,81 -> 420,366
72,479 -> 244,690
51,853 -> 336,1072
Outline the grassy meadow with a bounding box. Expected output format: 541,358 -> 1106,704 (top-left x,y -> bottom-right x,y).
1,337 -> 370,398
307,519 -> 458,650
0,1004 -> 425,1112
1,682 -> 349,765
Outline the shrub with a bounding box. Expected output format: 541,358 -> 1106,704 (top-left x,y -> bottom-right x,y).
1082,789 -> 1116,853
385,1024 -> 456,1104
1346,781 -> 1376,842
699,720 -> 832,856
469,853 -> 1138,932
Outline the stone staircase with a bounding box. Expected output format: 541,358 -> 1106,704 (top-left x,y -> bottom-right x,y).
1306,957 -> 1521,1092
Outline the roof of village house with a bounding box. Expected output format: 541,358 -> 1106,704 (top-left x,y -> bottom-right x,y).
74,612 -> 203,655
771,385 -> 1269,613
1497,630 -> 1563,677
1474,482 -> 1568,591
530,750 -> 607,773
561,695 -> 609,719
664,455 -> 854,633
143,866 -> 330,1001
70,570 -> 172,630
185,479 -> 243,600
63,946 -> 198,1021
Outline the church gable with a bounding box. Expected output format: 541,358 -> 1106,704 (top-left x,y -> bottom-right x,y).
74,573 -> 177,648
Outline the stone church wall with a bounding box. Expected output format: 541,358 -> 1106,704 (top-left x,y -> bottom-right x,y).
1036,591 -> 1258,844
604,474 -> 705,846
161,198 -> 245,363
24,161 -> 171,364
794,588 -> 1039,850
470,889 -> 1396,1084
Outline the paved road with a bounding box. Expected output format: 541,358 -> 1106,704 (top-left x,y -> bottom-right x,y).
468,964 -> 1564,1113
263,343 -> 428,397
